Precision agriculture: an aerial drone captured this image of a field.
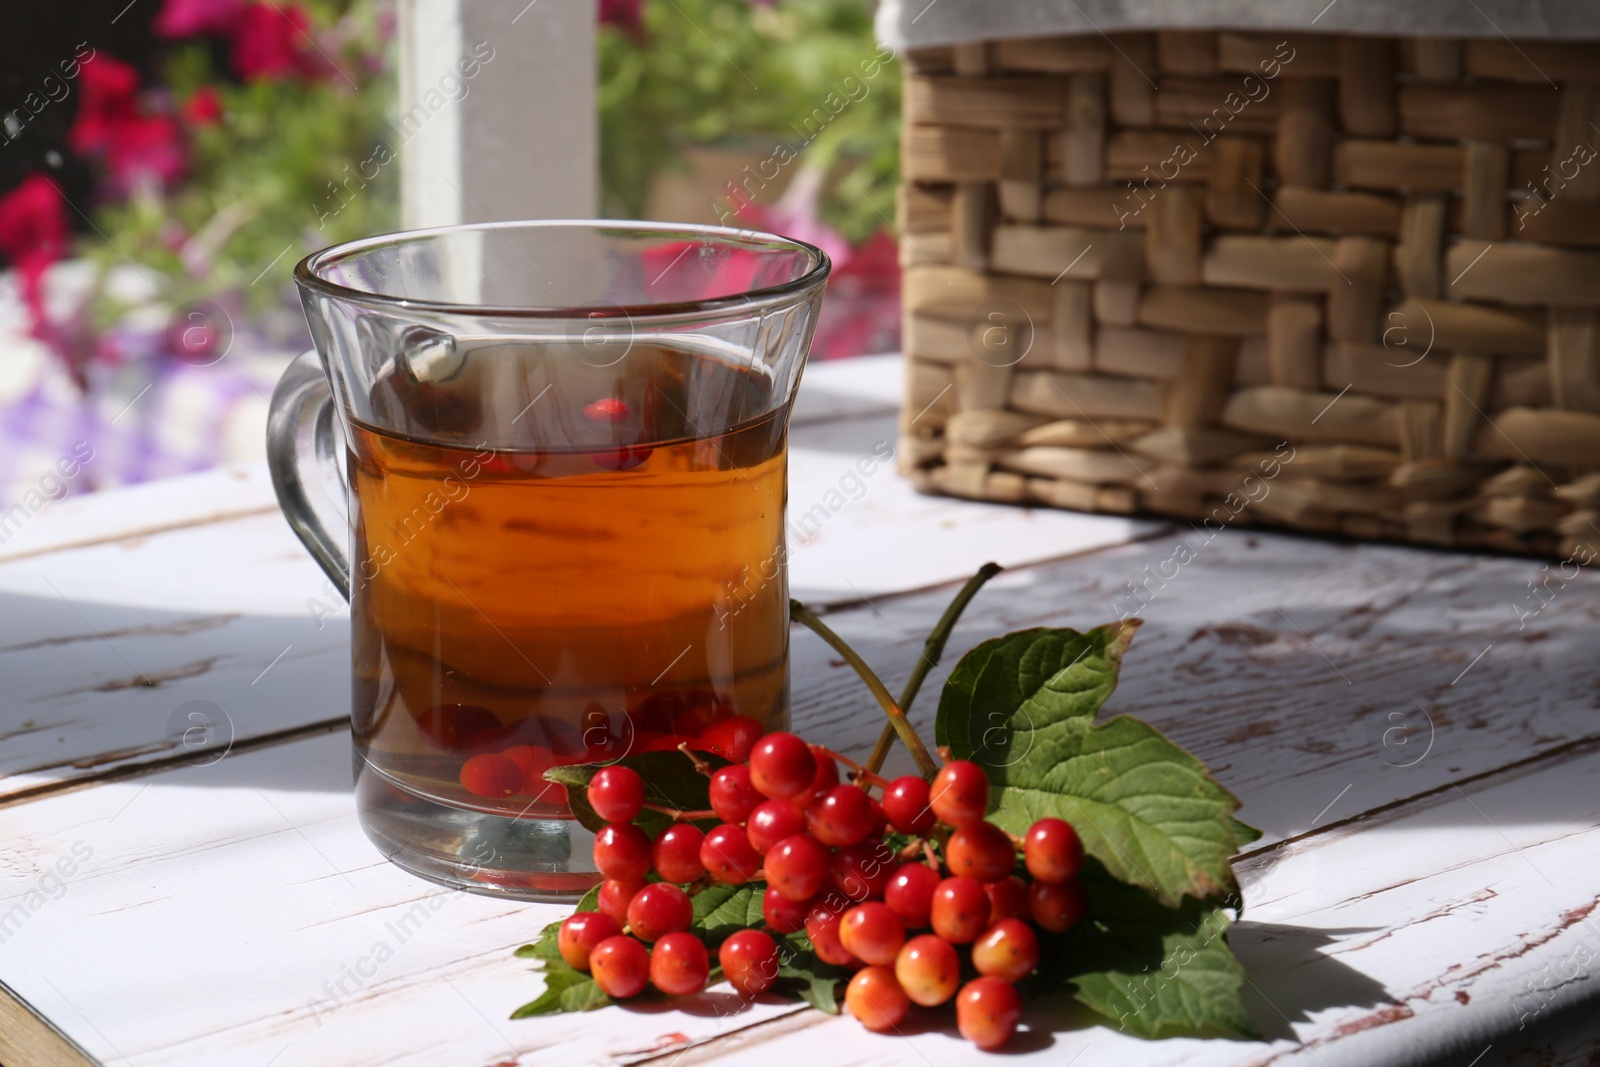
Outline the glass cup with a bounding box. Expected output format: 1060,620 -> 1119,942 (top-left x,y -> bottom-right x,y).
269,221 -> 829,899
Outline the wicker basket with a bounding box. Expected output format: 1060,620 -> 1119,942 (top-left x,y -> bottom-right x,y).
895,31 -> 1600,560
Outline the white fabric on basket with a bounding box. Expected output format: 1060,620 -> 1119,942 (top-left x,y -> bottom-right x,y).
876,0 -> 1600,49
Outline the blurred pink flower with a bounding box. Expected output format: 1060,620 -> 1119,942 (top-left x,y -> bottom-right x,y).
0,175 -> 68,286
667,168 -> 900,359
67,54 -> 187,195
231,3 -> 317,81
736,168 -> 900,359
182,86 -> 224,125
600,0 -> 643,31
811,229 -> 899,359
755,165 -> 852,266
105,116 -> 188,192
0,175 -> 93,385
67,53 -> 140,157
154,0 -> 245,38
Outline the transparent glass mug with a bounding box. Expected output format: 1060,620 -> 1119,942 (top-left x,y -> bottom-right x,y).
269,221 -> 829,899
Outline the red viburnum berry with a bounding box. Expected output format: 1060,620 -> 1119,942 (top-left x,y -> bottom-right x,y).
883,862 -> 941,929
956,976 -> 1023,1050
807,784 -> 876,847
1028,878 -> 1088,933
839,902 -> 906,967
1024,817 -> 1085,884
651,822 -> 707,884
930,876 -> 989,944
625,882 -> 693,942
764,833 -> 832,902
929,760 -> 989,828
649,931 -> 709,995
589,935 -> 650,999
895,933 -> 960,1006
945,820 -> 1017,883
971,918 -> 1041,983
587,765 -> 645,823
882,775 -> 936,835
698,715 -> 764,762
845,966 -> 910,1033
558,911 -> 621,971
720,928 -> 781,997
747,798 -> 806,853
748,732 -> 817,800
700,823 -> 763,885
708,764 -> 764,824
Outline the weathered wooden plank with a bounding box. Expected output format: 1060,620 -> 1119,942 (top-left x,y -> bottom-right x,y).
5,705 -> 1598,1065
0,514 -> 350,804
0,465 -> 279,566
789,530 -> 1600,840
0,735 -> 807,1067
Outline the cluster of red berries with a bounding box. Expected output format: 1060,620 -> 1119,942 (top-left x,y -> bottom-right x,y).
423,702 -> 757,804
554,728 -> 1088,1051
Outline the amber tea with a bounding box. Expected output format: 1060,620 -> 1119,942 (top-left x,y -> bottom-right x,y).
347,341 -> 790,891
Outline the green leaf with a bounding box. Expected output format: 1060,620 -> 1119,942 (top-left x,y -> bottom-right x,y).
515,885 -> 600,962
937,623 -> 1248,907
692,884 -> 765,945
515,927 -> 561,963
936,622 -> 1140,759
1046,862 -> 1258,1039
509,961 -> 612,1018
546,750 -> 729,835
775,947 -> 846,1015
1229,817 -> 1263,848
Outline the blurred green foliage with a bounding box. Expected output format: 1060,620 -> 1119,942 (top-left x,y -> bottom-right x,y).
599,0 -> 901,243
88,0 -> 396,317
87,0 -> 899,324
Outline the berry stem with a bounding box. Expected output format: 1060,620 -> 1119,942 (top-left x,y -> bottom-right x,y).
813,745 -> 893,789
641,803 -> 717,821
863,563 -> 1003,777
789,599 -> 941,780
677,741 -> 715,777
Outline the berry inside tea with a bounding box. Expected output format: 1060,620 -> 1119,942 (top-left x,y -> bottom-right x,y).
346,340 -> 792,889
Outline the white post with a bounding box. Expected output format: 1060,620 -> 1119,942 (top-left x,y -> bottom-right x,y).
398,0 -> 597,228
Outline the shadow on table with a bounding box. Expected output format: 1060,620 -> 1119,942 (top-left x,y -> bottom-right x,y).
1230,921 -> 1399,1042
1018,920 -> 1393,1050
0,581 -> 347,797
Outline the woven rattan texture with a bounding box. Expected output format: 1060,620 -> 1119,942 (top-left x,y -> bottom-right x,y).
896,32 -> 1600,559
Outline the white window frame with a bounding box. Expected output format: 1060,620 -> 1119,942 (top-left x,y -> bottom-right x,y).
398,0 -> 597,227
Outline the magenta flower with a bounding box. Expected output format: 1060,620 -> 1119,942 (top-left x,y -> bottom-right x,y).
104,116 -> 188,192
600,0 -> 642,31
154,0 -> 245,37
67,53 -> 141,157
67,54 -> 187,195
231,3 -> 318,82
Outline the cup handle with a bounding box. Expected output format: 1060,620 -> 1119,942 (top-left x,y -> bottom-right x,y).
267,349 -> 352,602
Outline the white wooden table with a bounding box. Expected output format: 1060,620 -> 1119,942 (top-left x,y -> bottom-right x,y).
2,355 -> 1597,1067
